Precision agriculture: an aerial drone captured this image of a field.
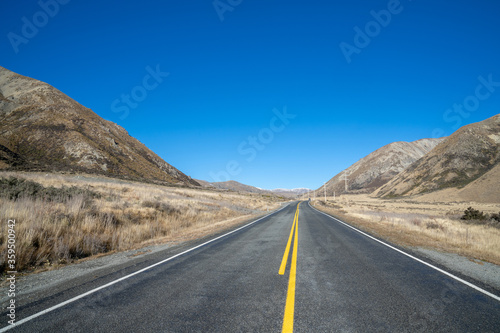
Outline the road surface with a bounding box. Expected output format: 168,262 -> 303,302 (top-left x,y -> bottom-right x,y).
2,202 -> 500,332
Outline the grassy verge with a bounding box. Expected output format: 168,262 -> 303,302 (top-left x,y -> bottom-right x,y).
310,196 -> 500,266
0,172 -> 287,274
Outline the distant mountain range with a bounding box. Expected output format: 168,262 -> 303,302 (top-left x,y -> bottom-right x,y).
0,67 -> 199,186
196,179 -> 310,197
272,188 -> 311,196
197,180 -> 266,194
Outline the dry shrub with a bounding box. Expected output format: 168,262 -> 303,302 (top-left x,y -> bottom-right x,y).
312,196 -> 500,265
426,220 -> 444,231
0,172 -> 285,274
411,218 -> 422,227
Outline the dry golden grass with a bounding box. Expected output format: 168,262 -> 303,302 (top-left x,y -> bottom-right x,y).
0,172 -> 286,274
311,194 -> 500,265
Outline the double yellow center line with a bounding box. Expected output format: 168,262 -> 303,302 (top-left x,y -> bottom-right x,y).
279,202 -> 300,332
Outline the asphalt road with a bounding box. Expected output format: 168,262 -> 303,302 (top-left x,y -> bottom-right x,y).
2,202 -> 500,332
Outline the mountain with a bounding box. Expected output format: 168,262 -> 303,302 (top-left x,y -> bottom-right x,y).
315,138 -> 444,196
272,188 -> 311,196
195,179 -> 308,198
194,179 -> 215,188
375,114 -> 500,199
413,163 -> 500,203
0,67 -> 199,186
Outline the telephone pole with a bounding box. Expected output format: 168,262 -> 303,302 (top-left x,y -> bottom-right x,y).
324,182 -> 326,202
344,171 -> 349,192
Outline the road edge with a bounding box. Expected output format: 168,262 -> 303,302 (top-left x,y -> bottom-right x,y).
308,202 -> 500,302
0,202 -> 293,332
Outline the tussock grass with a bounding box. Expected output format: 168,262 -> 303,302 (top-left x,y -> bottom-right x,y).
0,172 -> 285,274
312,195 -> 500,265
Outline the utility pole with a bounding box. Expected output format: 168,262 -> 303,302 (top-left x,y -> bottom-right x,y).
324,182 -> 326,202
344,171 -> 349,192
334,191 -> 335,201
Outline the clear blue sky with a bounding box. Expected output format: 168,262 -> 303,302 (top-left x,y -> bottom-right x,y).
2,0 -> 500,190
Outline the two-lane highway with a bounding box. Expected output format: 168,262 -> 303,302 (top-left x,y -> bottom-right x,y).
2,202 -> 500,332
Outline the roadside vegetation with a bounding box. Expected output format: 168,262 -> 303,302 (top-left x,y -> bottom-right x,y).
0,172 -> 285,274
311,195 -> 500,265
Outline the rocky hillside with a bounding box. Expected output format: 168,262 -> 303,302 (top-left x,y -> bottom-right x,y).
375,114 -> 500,198
316,138 -> 444,196
0,67 -> 199,186
210,180 -> 268,193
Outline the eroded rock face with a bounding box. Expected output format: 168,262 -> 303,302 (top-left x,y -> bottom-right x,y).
0,66 -> 199,186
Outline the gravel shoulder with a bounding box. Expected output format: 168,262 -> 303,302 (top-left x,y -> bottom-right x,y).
0,208 -> 281,311
410,246 -> 500,291
1,241 -> 176,308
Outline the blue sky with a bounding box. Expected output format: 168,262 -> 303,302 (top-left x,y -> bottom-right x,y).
1,0 -> 500,190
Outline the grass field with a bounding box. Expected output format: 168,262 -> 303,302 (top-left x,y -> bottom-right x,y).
311,194 -> 500,265
0,172 -> 287,274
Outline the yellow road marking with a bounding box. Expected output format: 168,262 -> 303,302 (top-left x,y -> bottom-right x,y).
281,203 -> 300,332
279,206 -> 298,275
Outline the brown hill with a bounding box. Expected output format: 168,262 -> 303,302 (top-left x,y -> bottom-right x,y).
209,180 -> 268,194
412,163 -> 500,204
194,179 -> 215,188
316,138 -> 444,196
197,179 -> 308,198
0,67 -> 199,186
375,114 -> 500,199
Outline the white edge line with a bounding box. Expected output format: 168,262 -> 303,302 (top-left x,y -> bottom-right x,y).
308,202 -> 500,302
0,203 -> 292,332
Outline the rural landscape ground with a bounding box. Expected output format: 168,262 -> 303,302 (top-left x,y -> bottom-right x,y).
0,171 -> 285,275
309,195 -> 500,265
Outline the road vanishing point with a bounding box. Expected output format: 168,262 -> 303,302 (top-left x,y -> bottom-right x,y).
2,202 -> 500,332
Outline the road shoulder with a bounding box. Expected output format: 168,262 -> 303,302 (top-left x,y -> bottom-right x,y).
310,202 -> 500,295
1,206 -> 290,310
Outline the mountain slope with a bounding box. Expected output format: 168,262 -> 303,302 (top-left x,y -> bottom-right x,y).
316,138 -> 444,196
0,67 -> 199,186
210,180 -> 267,193
272,188 -> 311,196
375,114 -> 500,198
413,163 -> 500,203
